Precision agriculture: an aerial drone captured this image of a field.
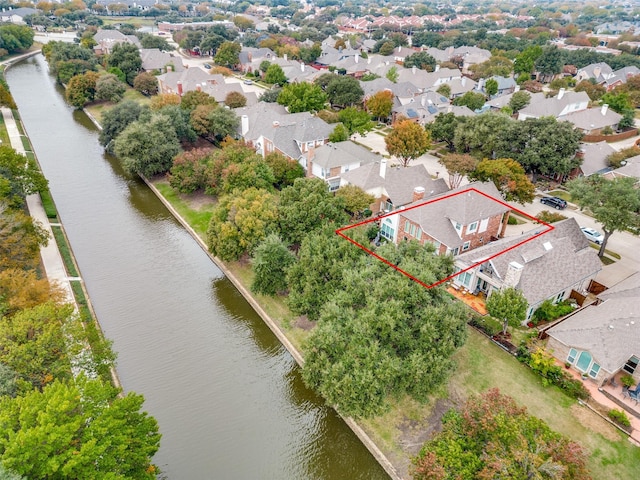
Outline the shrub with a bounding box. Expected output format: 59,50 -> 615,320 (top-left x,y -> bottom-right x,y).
620,374 -> 635,388
533,300 -> 574,323
507,215 -> 518,225
536,210 -> 567,224
608,409 -> 631,427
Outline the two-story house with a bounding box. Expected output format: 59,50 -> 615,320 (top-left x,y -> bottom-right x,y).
453,218 -> 601,321
397,182 -> 511,255
517,89 -> 590,121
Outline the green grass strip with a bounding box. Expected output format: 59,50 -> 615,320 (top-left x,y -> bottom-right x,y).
39,189 -> 58,220
21,135 -> 31,152
154,182 -> 214,238
51,225 -> 79,277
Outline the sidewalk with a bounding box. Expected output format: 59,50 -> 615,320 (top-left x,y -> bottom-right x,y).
1,106 -> 75,304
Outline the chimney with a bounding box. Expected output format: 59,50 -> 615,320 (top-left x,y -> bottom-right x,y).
272,120 -> 280,128
248,52 -> 252,61
196,84 -> 201,92
177,80 -> 183,96
241,115 -> 249,136
355,54 -> 358,64
412,65 -> 416,74
461,77 -> 466,86
435,64 -> 440,72
379,159 -> 387,179
166,65 -> 173,72
601,104 -> 609,115
503,261 -> 524,288
397,45 -> 401,52
284,53 -> 287,61
412,186 -> 426,203
421,96 -> 426,107
558,88 -> 566,99
301,63 -> 305,72
368,57 -> 371,64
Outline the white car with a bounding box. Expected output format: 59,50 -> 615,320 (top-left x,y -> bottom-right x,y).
581,227 -> 604,245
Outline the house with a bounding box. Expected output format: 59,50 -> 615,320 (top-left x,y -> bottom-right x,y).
397,182 -> 511,255
484,91 -> 545,112
93,29 -> 141,56
478,76 -> 517,97
561,104 -> 622,135
305,141 -> 382,191
0,7 -> 37,24
546,272 -> 640,386
517,89 -> 590,121
574,141 -> 616,177
454,218 -> 602,321
575,62 -> 614,84
156,68 -> 220,96
340,161 -> 449,242
140,49 -> 185,74
603,154 -> 640,183
238,47 -> 276,73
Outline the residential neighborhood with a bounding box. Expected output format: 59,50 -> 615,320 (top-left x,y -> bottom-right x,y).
3,0 -> 640,478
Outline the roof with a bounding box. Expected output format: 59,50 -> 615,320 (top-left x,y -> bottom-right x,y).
235,102 -> 289,141
140,49 -> 184,72
547,272 -> 640,373
518,90 -> 590,119
401,182 -> 509,248
579,141 -> 616,176
260,116 -> 333,160
456,218 -> 602,306
561,107 -> 622,132
340,163 -> 449,204
606,154 -> 640,180
310,141 -> 381,170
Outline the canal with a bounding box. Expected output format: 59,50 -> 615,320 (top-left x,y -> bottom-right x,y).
7,54 -> 389,479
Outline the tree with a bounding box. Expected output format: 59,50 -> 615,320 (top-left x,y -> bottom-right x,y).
106,42 -> 141,85
514,45 -> 543,76
206,187 -> 278,261
508,90 -> 531,112
0,207 -> 49,271
438,153 -> 478,189
95,73 -> 126,103
386,65 -> 399,83
214,41 -> 241,69
113,114 -> 182,177
133,71 -> 159,96
65,71 -> 99,108
277,82 -> 327,113
567,175 -> 640,257
263,63 -> 287,86
427,112 -> 461,152
0,377 -> 160,479
435,84 -> 451,99
486,287 -> 528,335
471,158 -> 535,204
260,88 -> 281,103
277,178 -> 348,246
224,91 -> 247,108
264,152 -> 304,190
378,41 -> 395,56
484,78 -> 498,97
338,107 -> 373,135
454,112 -> 512,158
168,148 -> 212,194
251,234 -> 296,296
600,91 -> 633,114
325,75 -> 364,107
403,51 -> 436,71
535,45 -> 563,81
470,56 -> 513,79
575,80 -> 606,101
189,105 -> 239,143
335,184 -> 374,216
180,90 -> 215,111
0,145 -> 48,207
233,15 -> 254,32
367,90 -> 394,121
452,91 -> 486,111
385,119 -> 431,168
302,240 -> 467,417
149,93 -> 181,111
412,389 -> 590,480
0,268 -> 64,317
148,105 -> 196,143
99,100 -> 145,153
329,123 -> 349,142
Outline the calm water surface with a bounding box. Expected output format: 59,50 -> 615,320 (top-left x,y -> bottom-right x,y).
7,54 -> 388,480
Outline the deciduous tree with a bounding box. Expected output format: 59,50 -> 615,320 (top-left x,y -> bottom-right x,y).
452,91 -> 486,111
567,175 -> 640,257
251,234 -> 296,296
338,107 -> 373,135
470,158 -> 535,204
99,100 -> 145,153
65,71 -> 99,108
106,42 -> 142,84
133,71 -> 158,96
264,63 -> 287,86
403,51 -> 436,71
438,153 -> 478,189
508,90 -> 531,112
264,152 -> 304,190
94,73 -> 126,103
367,90 -> 394,121
385,119 -> 431,168
224,90 -> 247,108
214,41 -> 241,69
277,82 -> 327,113
325,75 -> 364,107
485,287 -> 528,335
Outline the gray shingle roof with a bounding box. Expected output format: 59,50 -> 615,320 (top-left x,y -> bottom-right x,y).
518,91 -> 590,119
456,218 -> 601,306
140,49 -> 184,72
579,141 -> 616,176
548,272 -> 640,372
562,107 -> 622,133
311,141 -> 381,170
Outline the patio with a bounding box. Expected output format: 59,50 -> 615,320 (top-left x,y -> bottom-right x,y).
446,285 -> 488,315
560,362 -> 640,446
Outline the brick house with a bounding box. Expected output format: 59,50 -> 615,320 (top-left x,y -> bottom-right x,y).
397,182 -> 510,255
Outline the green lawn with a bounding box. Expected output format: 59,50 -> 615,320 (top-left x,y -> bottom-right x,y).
0,113 -> 9,145
152,181 -> 215,238
85,89 -> 150,125
548,189 -> 573,202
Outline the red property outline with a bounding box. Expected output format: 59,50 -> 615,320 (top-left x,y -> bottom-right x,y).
335,187 -> 554,289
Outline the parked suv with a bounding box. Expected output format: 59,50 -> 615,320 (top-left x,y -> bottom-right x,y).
540,196 -> 567,210
581,227 -> 604,245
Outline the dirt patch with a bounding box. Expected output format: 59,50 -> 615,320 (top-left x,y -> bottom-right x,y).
181,190 -> 216,210
294,315 -> 315,331
570,404 -> 619,442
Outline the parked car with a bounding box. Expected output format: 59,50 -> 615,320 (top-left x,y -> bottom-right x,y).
581,227 -> 604,245
203,63 -> 212,69
540,196 -> 567,210
243,79 -> 253,85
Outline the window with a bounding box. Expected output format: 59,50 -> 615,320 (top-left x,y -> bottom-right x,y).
576,351 -> 592,373
468,221 -> 478,233
623,356 -> 639,374
459,271 -> 472,287
410,224 -> 416,236
381,222 -> 394,240
385,199 -> 393,212
556,291 -> 565,302
462,241 -> 470,251
405,221 -> 410,232
454,222 -> 461,231
452,247 -> 459,256
416,228 -> 422,240
589,363 -> 600,379
567,348 -> 577,364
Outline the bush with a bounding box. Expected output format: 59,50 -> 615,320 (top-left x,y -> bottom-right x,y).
533,300 -> 574,323
536,210 -> 567,224
507,215 -> 519,225
608,409 -> 631,427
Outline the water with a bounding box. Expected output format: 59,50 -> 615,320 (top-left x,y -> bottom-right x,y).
7,54 -> 388,480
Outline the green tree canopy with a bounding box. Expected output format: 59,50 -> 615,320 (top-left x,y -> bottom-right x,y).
65,71 -> 99,109
508,90 -> 531,112
251,233 -> 296,296
277,82 -> 327,113
0,145 -> 48,208
366,90 -> 394,121
385,119 -> 431,168
106,42 -> 142,85
454,112 -> 512,158
403,51 -> 436,71
485,287 -> 528,335
567,175 -> 640,257
437,153 -> 478,189
452,91 -> 486,111
133,71 -> 159,96
338,107 -> 373,135
324,75 -> 364,107
264,63 -> 288,86
206,187 -> 278,261
99,100 -> 146,153
213,41 -> 241,69
277,178 -> 348,246
95,73 -> 126,103
264,152 -> 305,190
412,389 -> 589,480
113,113 -> 182,177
